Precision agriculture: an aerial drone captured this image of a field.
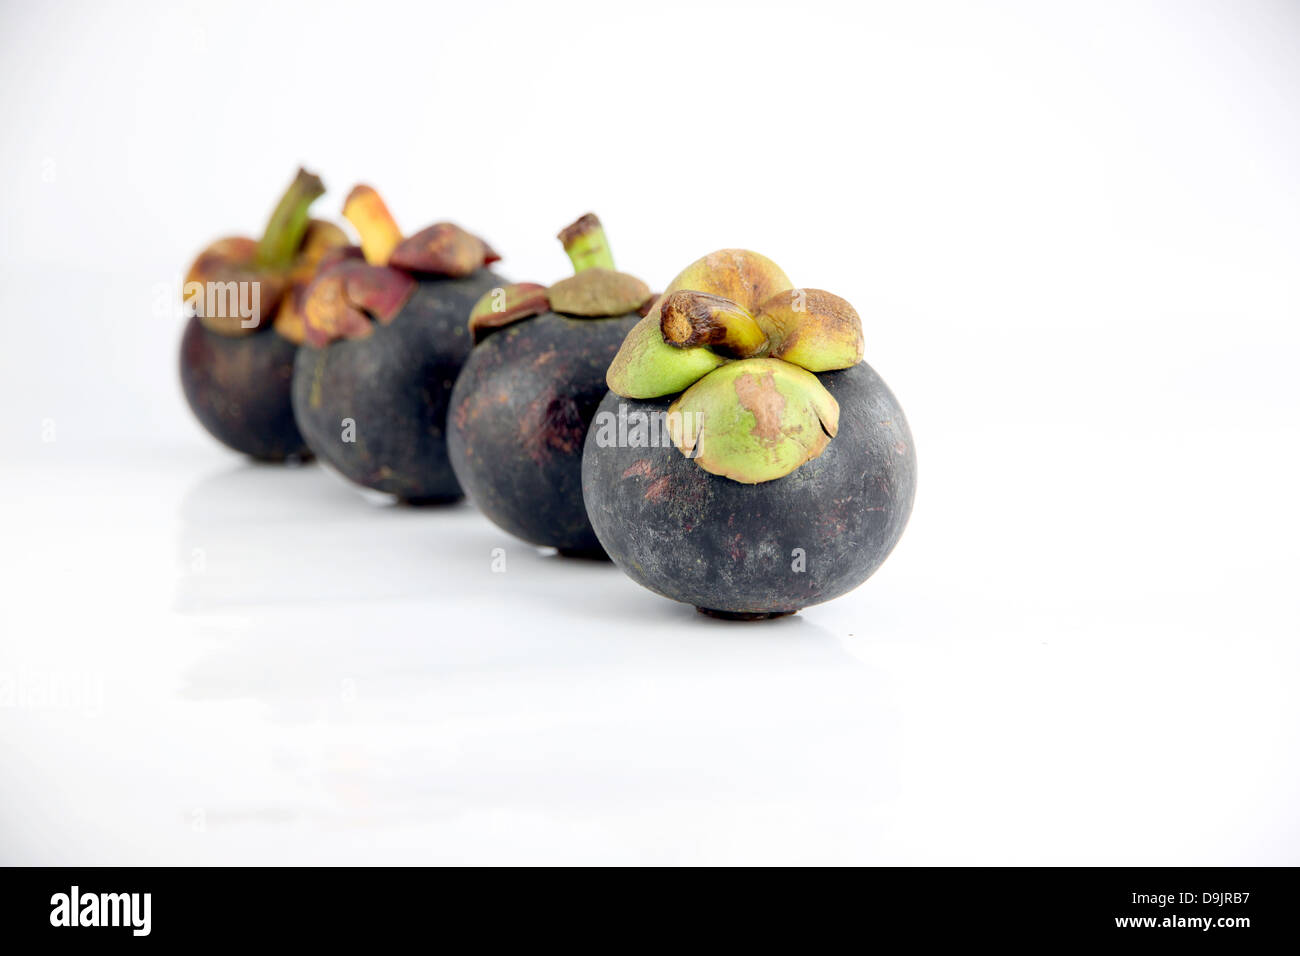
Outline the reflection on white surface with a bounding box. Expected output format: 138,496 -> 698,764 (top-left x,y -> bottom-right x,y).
4,452 -> 907,864
2,440 -> 1297,865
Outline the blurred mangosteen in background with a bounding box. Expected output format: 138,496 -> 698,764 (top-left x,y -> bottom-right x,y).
179,168 -> 347,461
447,214 -> 654,557
581,249 -> 916,618
291,186 -> 505,504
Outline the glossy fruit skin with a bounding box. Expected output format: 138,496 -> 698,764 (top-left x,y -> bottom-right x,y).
291,269 -> 503,503
581,361 -> 916,615
448,310 -> 641,554
179,315 -> 310,461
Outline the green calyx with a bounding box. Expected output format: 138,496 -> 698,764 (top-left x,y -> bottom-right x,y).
605,249 -> 866,482
603,312 -> 728,398
256,168 -> 326,271
668,358 -> 839,484
466,213 -> 652,343
550,213 -> 650,316
548,269 -> 650,317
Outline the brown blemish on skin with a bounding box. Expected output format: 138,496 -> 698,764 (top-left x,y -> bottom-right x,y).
522,394 -> 585,464
733,370 -> 786,443
815,510 -> 849,539
643,475 -> 671,502
543,396 -> 585,454
455,388 -> 499,436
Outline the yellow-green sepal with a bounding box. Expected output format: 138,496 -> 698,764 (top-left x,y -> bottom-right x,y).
606,249 -> 797,398
666,357 -> 839,483
606,305 -> 728,398
754,288 -> 864,371
662,249 -> 794,306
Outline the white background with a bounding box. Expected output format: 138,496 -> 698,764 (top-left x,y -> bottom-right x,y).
1,0 -> 1297,864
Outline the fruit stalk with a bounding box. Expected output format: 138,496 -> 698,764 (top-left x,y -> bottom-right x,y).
343,185 -> 404,265
256,168 -> 325,270
558,213 -> 615,273
659,290 -> 769,357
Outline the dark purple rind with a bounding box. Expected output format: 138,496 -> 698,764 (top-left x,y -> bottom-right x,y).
580,362 -> 916,614
179,314 -> 310,461
291,269 -> 504,502
448,310 -> 641,553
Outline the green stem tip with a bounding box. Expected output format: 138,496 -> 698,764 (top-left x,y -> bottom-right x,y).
257,168 -> 326,271
558,213 -> 615,273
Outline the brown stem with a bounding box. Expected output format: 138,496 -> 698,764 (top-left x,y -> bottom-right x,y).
659,290 -> 769,357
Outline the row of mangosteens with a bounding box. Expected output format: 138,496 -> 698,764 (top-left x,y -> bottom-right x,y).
180,169 -> 916,619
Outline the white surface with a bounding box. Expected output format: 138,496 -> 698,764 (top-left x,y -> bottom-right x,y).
1,0 -> 1298,865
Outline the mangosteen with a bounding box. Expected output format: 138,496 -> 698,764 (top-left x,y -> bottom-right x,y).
291,186 -> 505,503
447,214 -> 655,556
179,168 -> 347,461
581,250 -> 916,618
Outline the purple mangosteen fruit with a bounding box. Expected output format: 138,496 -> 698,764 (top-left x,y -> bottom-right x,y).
581,250 -> 916,618
290,186 -> 505,504
179,168 -> 347,461
447,214 -> 655,556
